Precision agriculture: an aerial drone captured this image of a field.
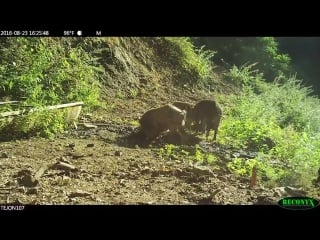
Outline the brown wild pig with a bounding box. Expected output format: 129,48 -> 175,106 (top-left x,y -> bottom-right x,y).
171,101 -> 195,128
139,104 -> 186,142
192,100 -> 222,141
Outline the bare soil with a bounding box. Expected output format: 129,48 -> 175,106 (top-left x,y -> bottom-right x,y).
0,82 -> 286,206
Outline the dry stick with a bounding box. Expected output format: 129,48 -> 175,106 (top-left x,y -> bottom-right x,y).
51,161 -> 77,171
250,165 -> 257,188
34,164 -> 52,181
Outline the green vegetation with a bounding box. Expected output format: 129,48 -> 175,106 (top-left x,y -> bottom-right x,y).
1,110 -> 66,139
225,62 -> 264,86
159,144 -> 182,160
159,144 -> 218,165
163,37 -> 215,86
194,37 -> 291,81
227,158 -> 260,176
0,37 -> 102,137
0,38 -> 102,106
221,63 -> 320,188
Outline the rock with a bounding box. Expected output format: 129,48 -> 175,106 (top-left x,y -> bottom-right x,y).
16,170 -> 38,187
231,152 -> 240,158
68,190 -> 92,198
67,143 -> 75,148
0,152 -> 9,158
26,188 -> 38,195
115,151 -> 122,156
83,123 -> 98,129
273,186 -> 307,198
256,195 -> 277,205
284,186 -> 306,197
191,165 -> 214,176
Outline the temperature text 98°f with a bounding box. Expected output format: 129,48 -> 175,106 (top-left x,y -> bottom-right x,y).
64,31 -> 74,36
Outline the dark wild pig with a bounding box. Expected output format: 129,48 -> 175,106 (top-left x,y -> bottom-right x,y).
139,104 -> 186,142
192,100 -> 222,141
171,101 -> 195,128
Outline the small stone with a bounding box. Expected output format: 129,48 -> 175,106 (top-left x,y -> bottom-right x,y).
26,188 -> 38,195
67,143 -> 75,148
115,151 -> 122,156
0,152 -> 9,158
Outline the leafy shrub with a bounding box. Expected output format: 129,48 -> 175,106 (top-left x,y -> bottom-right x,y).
194,37 -> 291,81
221,64 -> 320,187
0,37 -> 102,137
163,37 -> 215,86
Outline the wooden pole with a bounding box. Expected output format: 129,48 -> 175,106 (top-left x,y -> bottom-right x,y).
0,102 -> 84,118
0,101 -> 20,105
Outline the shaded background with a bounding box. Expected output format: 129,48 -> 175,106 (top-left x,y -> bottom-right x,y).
277,37 -> 320,96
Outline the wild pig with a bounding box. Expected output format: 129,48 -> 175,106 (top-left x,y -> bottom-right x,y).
171,101 -> 195,128
139,104 -> 186,142
192,100 -> 222,141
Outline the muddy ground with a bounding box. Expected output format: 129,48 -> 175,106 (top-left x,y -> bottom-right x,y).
0,127 -> 277,205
